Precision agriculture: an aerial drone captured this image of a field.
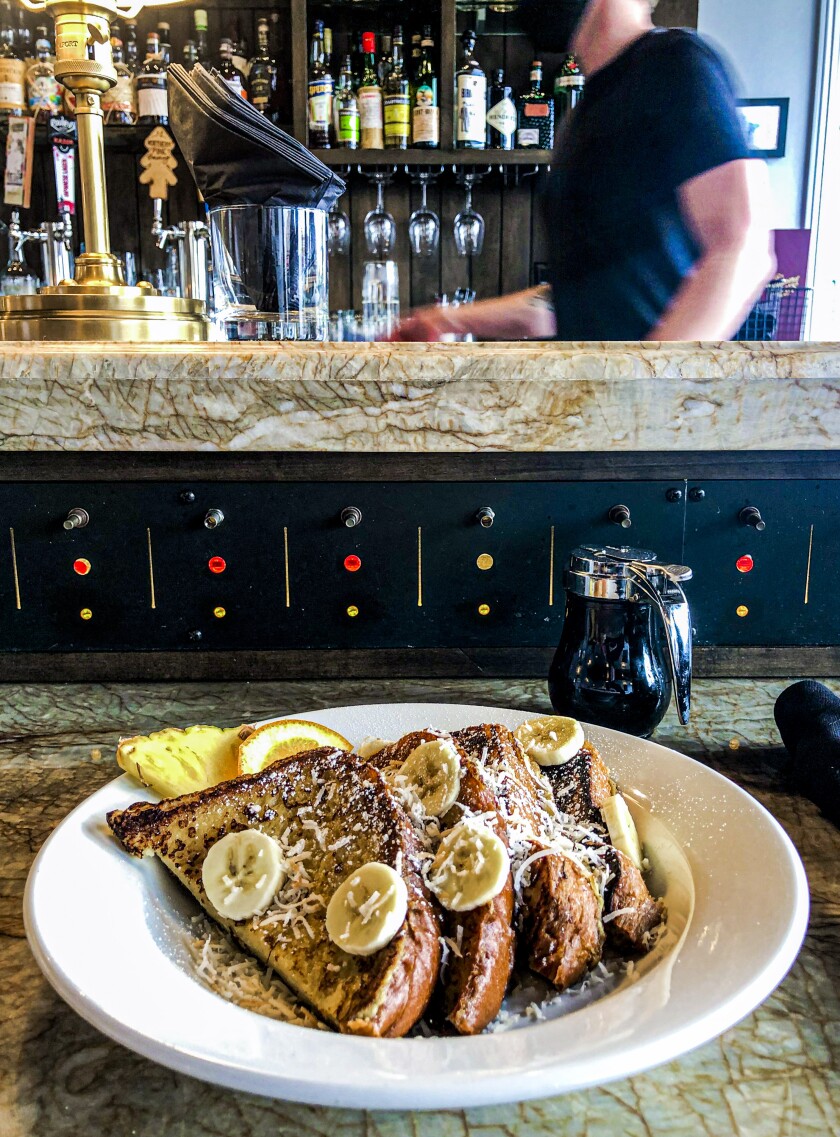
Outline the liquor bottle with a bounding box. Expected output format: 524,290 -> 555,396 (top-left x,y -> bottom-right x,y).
335,55 -> 359,149
486,69 -> 515,150
124,20 -> 139,71
554,53 -> 584,123
454,30 -> 486,150
136,33 -> 168,126
323,27 -> 333,77
383,26 -> 410,149
0,0 -> 25,122
357,31 -> 383,149
350,31 -> 364,92
412,28 -> 438,149
102,33 -> 136,125
516,61 -> 554,149
409,34 -> 421,84
218,38 -> 247,98
378,35 -> 392,88
26,27 -> 61,125
156,21 -> 172,67
249,17 -> 280,122
193,9 -> 209,64
16,7 -> 32,68
182,40 -> 199,71
234,34 -> 250,79
307,20 -> 333,148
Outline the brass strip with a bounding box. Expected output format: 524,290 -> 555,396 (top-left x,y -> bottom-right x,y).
284,527 -> 290,608
549,525 -> 555,607
417,527 -> 423,608
146,528 -> 156,610
9,527 -> 20,610
804,524 -> 814,605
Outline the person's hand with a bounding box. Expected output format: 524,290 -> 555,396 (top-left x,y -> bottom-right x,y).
389,304 -> 468,342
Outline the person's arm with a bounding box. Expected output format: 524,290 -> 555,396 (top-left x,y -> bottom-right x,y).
645,159 -> 776,341
393,285 -> 557,342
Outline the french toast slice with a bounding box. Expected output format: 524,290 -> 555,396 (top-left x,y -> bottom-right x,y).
452,723 -> 605,990
107,747 -> 440,1037
541,738 -> 663,953
369,730 -> 516,1035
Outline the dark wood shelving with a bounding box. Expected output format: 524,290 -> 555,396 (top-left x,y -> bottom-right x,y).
312,148 -> 553,167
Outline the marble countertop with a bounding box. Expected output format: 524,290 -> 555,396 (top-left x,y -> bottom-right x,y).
0,340 -> 838,451
2,677 -> 838,1136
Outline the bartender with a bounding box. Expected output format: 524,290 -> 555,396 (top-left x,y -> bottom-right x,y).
396,0 -> 776,342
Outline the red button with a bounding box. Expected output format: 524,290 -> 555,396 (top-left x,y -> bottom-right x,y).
736,555 -> 754,574
73,558 -> 91,576
208,556 -> 227,574
344,555 -> 361,573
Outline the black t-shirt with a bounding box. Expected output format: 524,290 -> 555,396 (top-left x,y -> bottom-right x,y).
546,29 -> 751,340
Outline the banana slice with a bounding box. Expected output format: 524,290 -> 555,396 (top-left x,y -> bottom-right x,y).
601,793 -> 643,871
427,821 -> 510,913
202,830 -> 287,922
326,862 -> 408,956
398,738 -> 462,817
514,715 -> 585,766
356,737 -> 392,760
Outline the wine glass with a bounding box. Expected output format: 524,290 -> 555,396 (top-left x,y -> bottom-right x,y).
328,202 -> 351,257
364,179 -> 396,259
408,177 -> 440,258
454,179 -> 485,258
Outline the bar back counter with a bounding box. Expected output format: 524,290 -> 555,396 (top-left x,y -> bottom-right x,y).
0,339 -> 837,680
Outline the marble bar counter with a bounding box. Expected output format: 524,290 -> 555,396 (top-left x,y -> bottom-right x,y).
0,340 -> 838,452
2,677 -> 839,1137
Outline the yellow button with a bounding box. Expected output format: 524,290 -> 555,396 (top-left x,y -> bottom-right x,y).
80,608 -> 93,621
476,553 -> 494,571
347,604 -> 359,618
213,606 -> 226,619
736,605 -> 749,618
478,603 -> 491,616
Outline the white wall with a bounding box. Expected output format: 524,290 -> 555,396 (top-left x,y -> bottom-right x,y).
698,0 -> 820,229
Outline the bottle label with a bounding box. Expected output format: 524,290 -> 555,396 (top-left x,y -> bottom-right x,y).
222,74 -> 245,98
455,74 -> 486,143
102,74 -> 136,118
27,73 -> 62,115
383,93 -> 410,142
137,86 -> 168,120
412,96 -> 439,145
517,126 -> 540,147
524,102 -> 550,118
338,106 -> 360,145
308,78 -> 333,127
486,96 -> 516,136
250,76 -> 270,108
555,75 -> 585,88
0,59 -> 26,111
358,86 -> 384,147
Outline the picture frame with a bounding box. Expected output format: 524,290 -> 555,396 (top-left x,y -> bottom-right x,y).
737,98 -> 790,159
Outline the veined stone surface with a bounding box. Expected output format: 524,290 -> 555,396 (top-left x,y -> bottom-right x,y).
2,677 -> 838,1135
0,341 -> 837,451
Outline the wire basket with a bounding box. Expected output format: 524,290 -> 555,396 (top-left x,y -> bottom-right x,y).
736,283 -> 812,342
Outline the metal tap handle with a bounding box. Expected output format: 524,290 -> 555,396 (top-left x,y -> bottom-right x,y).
627,563 -> 693,726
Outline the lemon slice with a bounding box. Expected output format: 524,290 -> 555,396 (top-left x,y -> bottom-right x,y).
237,718 -> 353,776
117,724 -> 244,798
514,715 -> 585,766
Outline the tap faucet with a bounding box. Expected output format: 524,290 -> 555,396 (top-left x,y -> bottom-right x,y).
151,200 -> 211,306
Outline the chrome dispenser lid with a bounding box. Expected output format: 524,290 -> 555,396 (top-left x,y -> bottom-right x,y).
566,545 -> 692,600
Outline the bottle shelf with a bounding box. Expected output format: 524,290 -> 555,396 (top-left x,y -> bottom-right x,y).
312,147 -> 552,166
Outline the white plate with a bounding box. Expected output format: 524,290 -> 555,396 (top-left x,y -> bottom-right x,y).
24,703 -> 809,1110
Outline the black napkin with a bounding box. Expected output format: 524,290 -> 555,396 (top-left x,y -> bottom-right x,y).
167,64 -> 345,210
774,680 -> 840,826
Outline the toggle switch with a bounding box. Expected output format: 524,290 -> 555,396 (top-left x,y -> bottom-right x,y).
204,508 -> 224,530
341,506 -> 362,528
476,507 -> 495,528
63,507 -> 89,531
608,504 -> 632,529
739,506 -> 766,532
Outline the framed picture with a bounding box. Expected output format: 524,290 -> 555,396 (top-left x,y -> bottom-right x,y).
737,98 -> 790,159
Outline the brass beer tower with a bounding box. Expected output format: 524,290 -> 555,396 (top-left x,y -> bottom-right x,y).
0,0 -> 207,341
